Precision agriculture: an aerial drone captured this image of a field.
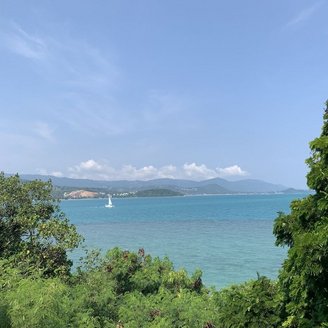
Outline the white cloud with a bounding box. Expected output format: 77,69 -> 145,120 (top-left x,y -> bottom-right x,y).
2,23 -> 47,59
79,159 -> 102,171
182,163 -> 247,180
183,163 -> 218,180
64,160 -> 248,181
157,165 -> 177,179
285,1 -> 324,28
51,171 -> 64,177
36,168 -> 64,177
120,165 -> 158,180
217,165 -> 247,177
68,161 -> 171,180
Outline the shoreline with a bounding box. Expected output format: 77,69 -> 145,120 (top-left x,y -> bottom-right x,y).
60,190 -> 310,201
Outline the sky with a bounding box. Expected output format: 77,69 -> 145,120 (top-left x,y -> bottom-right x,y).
0,0 -> 327,188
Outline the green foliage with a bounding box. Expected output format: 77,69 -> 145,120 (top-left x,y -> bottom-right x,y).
213,275 -> 281,328
97,248 -> 204,296
118,289 -> 215,328
273,101 -> 328,327
0,260 -> 71,328
69,270 -> 117,327
0,173 -> 82,277
5,277 -> 70,328
0,246 -> 280,328
72,248 -> 216,328
92,248 -> 215,328
72,248 -> 280,328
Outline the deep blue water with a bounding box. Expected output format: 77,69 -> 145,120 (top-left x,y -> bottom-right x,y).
61,193 -> 304,289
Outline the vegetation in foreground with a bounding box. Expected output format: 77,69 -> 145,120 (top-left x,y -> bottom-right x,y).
1,102 -> 328,327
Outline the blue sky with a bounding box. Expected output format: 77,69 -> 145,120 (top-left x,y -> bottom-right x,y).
0,0 -> 327,188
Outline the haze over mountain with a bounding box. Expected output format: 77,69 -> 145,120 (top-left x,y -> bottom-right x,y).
13,173 -> 301,195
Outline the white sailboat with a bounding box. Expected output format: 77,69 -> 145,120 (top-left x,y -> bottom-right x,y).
105,194 -> 114,208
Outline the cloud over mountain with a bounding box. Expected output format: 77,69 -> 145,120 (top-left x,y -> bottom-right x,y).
62,159 -> 248,181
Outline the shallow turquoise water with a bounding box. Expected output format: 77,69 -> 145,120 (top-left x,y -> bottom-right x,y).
61,193 -> 304,289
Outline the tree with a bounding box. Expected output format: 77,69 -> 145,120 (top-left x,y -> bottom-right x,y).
0,173 -> 82,277
3,275 -> 71,328
213,276 -> 280,328
273,101 -> 328,327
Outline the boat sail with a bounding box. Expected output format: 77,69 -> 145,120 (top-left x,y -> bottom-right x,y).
105,194 -> 114,208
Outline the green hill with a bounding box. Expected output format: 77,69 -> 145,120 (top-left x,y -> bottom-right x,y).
135,188 -> 183,197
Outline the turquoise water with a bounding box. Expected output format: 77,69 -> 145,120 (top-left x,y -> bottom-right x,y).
61,193 -> 304,289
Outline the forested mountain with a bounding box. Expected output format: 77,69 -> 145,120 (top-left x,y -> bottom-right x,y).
11,174 -> 295,196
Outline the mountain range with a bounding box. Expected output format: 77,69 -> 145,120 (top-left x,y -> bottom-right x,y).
13,174 -> 306,195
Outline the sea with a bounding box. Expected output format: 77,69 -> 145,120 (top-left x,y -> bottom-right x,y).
61,193 -> 305,289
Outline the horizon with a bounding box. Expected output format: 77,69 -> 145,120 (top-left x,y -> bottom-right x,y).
8,171 -> 296,189
1,1 -> 327,189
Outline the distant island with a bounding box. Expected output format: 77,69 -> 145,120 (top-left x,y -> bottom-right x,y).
63,188 -> 183,199
8,173 -> 308,199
